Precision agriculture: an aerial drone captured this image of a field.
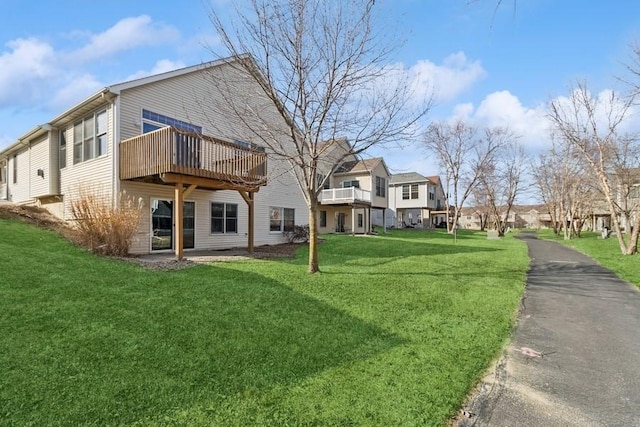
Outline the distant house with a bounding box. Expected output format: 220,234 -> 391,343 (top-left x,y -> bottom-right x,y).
0,56 -> 309,257
317,156 -> 390,234
458,205 -> 557,230
387,172 -> 447,228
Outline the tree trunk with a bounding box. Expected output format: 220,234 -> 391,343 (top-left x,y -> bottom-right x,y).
624,210 -> 640,255
308,202 -> 320,273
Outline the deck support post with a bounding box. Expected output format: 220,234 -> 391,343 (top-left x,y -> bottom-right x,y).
239,191 -> 255,253
175,183 -> 184,260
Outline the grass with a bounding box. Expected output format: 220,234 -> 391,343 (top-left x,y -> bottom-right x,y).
0,220 -> 529,426
538,229 -> 640,288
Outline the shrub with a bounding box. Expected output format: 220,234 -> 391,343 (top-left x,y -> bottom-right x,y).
71,188 -> 144,257
283,224 -> 310,243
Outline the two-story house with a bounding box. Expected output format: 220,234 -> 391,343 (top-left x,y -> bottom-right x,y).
0,56 -> 309,258
317,156 -> 390,234
387,172 -> 447,228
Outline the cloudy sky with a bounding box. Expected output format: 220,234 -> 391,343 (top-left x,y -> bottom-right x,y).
1,0 -> 639,178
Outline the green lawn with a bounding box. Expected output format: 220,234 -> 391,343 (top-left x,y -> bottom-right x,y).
0,220 -> 528,426
539,229 -> 640,288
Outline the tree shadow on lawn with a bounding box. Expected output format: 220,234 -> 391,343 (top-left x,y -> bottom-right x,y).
1,265 -> 404,425
304,238 -> 501,268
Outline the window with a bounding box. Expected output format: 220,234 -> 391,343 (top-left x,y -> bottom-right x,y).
402,184 -> 418,199
270,207 -> 295,232
211,202 -> 238,233
429,188 -> 435,200
73,110 -> 107,164
342,180 -> 359,188
12,154 -> 17,184
320,210 -> 327,228
59,129 -> 67,169
142,109 -> 202,134
411,184 -> 419,199
317,173 -> 330,190
375,176 -> 386,197
358,213 -> 363,227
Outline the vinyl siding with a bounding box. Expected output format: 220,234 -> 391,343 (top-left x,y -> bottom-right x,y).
119,62 -> 275,143
29,136 -> 51,198
118,63 -> 307,254
370,162 -> 389,209
8,148 -> 30,203
122,166 -> 307,255
59,103 -> 115,220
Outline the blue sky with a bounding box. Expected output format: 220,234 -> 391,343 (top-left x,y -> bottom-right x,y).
1,0 -> 639,177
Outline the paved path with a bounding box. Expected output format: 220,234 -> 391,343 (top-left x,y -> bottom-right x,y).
459,233 -> 640,426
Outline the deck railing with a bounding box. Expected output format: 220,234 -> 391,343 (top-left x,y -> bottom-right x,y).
319,187 -> 371,204
119,127 -> 267,185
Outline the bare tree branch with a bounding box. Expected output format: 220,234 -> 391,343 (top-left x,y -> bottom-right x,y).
206,0 -> 431,273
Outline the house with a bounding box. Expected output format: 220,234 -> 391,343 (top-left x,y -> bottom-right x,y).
458,205 -> 556,230
387,172 -> 447,228
317,156 -> 390,234
0,56 -> 309,258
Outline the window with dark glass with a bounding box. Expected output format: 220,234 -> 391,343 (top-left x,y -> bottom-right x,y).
211,202 -> 237,233
375,176 -> 386,197
320,210 -> 327,227
73,110 -> 107,164
59,129 -> 67,169
270,206 -> 295,232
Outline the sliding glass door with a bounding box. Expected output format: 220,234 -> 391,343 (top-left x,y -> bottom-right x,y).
151,199 -> 195,251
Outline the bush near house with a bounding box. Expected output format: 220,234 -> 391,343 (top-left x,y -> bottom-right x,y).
70,188 -> 143,256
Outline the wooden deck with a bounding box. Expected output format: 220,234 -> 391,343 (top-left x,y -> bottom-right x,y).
119,126 -> 267,189
119,126 -> 267,259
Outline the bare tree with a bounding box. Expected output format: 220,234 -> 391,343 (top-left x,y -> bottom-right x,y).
207,0 -> 430,273
424,120 -> 504,233
471,187 -> 491,231
477,133 -> 527,236
548,82 -> 640,254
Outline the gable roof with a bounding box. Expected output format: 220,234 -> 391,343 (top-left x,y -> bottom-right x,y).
0,55 -> 249,157
334,157 -> 389,176
389,172 -> 428,185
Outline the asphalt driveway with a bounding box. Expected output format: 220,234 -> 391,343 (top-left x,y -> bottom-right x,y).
459,233 -> 640,426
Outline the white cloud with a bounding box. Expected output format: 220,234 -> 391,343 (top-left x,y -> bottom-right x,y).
68,16 -> 180,63
451,90 -> 551,152
409,52 -> 487,103
0,16 -> 184,116
50,74 -> 104,111
0,38 -> 56,106
125,59 -> 187,81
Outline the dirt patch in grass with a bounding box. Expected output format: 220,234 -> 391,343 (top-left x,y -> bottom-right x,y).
0,203 -> 82,245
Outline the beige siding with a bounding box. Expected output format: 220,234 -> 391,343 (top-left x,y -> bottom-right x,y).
29,136 -> 51,198
48,130 -> 60,195
8,148 -> 30,203
122,163 -> 307,255
370,162 -> 389,209
118,62 -> 308,254
60,103 -> 115,220
318,206 -> 369,234
119,62 -> 273,144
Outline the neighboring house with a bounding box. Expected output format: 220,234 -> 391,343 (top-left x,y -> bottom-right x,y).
0,158 -> 7,200
387,172 -> 447,228
458,205 -> 556,230
0,56 -> 309,257
317,156 -> 390,234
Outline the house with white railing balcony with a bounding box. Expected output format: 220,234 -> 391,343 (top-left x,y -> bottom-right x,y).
317,157 -> 390,234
